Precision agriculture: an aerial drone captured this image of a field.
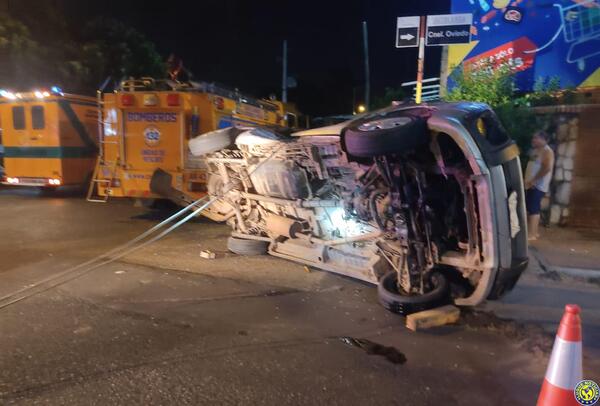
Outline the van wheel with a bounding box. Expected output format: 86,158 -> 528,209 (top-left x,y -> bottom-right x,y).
343,116 -> 428,158
227,236 -> 269,256
377,271 -> 449,316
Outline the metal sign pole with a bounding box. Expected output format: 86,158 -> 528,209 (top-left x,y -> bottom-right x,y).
362,21 -> 370,111
282,40 -> 288,103
415,16 -> 426,104
396,13 -> 471,103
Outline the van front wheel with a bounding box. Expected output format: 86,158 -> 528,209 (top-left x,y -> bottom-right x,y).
377,271 -> 449,315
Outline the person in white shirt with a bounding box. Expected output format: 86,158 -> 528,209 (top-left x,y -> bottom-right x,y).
524,131 -> 554,241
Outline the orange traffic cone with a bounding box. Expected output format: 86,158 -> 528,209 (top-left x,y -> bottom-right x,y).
537,304 -> 583,406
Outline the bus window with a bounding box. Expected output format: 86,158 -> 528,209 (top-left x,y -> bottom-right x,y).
12,106 -> 25,130
32,106 -> 45,129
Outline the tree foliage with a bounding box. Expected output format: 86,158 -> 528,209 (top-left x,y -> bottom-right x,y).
80,18 -> 165,90
445,65 -> 515,107
0,14 -> 45,89
444,66 -> 558,158
0,12 -> 164,94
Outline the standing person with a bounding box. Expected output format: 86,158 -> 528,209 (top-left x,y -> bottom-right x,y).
524,130 -> 555,241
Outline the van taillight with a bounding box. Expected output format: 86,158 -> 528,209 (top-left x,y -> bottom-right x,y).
167,94 -> 180,106
121,94 -> 134,106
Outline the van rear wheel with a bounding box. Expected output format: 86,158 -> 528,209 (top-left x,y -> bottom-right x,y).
227,236 -> 269,256
343,115 -> 428,158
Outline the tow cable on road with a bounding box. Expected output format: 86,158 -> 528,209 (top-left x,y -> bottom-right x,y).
0,143 -> 284,310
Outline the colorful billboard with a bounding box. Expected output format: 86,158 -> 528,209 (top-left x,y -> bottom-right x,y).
448,0 -> 600,90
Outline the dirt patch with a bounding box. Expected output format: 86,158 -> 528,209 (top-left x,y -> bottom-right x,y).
459,309 -> 554,357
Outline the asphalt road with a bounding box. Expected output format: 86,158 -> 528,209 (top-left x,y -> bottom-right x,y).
0,187 -> 598,405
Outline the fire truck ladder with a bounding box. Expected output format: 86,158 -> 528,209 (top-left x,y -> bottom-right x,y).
86,158 -> 118,203
87,90 -> 119,203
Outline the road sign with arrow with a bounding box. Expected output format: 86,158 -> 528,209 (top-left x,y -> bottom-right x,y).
395,13 -> 473,103
396,16 -> 421,48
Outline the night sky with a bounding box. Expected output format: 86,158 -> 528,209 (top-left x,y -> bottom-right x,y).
34,0 -> 450,115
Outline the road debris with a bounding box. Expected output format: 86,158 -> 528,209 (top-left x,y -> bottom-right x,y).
200,250 -> 216,259
73,325 -> 92,335
337,336 -> 407,364
406,305 -> 460,331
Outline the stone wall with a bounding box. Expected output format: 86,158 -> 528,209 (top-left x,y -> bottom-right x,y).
549,115 -> 577,225
568,108 -> 600,228
534,104 -> 600,228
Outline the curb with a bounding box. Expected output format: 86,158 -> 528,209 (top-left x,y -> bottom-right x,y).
529,246 -> 600,282
550,266 -> 600,279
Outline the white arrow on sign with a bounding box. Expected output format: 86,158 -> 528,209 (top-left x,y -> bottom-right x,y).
396,16 -> 421,48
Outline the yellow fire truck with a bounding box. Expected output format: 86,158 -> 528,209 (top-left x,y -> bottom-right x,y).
88,78 -> 297,203
0,88 -> 98,188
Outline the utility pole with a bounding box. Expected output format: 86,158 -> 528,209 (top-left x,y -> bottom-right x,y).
439,45 -> 449,97
415,16 -> 426,104
362,21 -> 370,111
282,40 -> 288,103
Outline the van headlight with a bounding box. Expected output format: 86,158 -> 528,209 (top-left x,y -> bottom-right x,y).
476,117 -> 487,137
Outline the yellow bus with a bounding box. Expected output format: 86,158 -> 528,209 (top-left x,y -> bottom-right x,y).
0,88 -> 98,188
88,78 -> 298,203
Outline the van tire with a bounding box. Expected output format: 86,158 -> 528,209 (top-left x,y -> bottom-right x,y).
227,236 -> 269,256
377,271 -> 449,315
343,116 -> 428,158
